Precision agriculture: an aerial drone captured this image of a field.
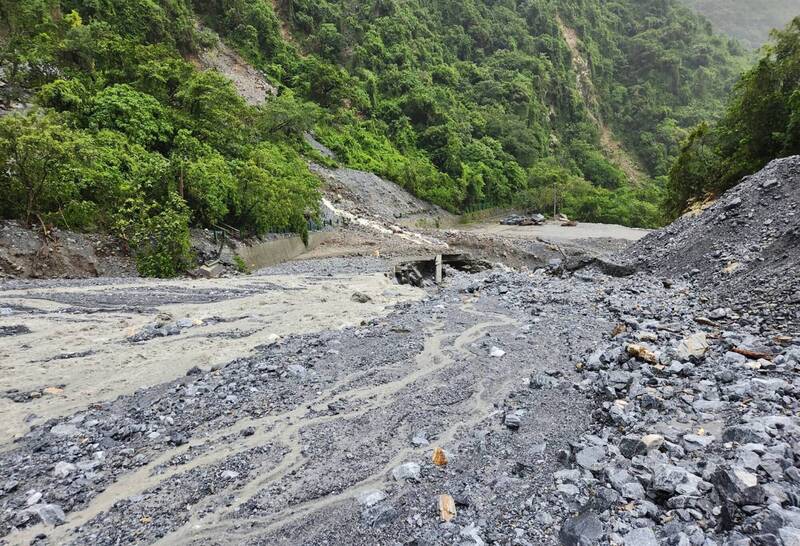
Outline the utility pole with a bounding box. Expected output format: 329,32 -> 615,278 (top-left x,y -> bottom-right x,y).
553,180 -> 557,218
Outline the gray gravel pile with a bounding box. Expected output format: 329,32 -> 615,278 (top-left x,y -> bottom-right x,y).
555,273 -> 800,545
620,156 -> 800,330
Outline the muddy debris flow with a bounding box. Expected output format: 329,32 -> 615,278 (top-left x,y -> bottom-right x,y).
0,159 -> 799,545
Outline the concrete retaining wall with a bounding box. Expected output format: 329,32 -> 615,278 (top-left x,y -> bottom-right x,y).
236,232 -> 332,270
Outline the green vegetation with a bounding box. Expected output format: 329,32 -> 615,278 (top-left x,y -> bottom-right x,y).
0,1 -> 320,276
233,255 -> 250,274
667,18 -> 800,214
681,0 -> 798,49
0,0 -> 753,275
262,0 -> 746,225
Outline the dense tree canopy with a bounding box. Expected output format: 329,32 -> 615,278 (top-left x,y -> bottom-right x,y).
667,18 -> 800,214
0,0 -> 756,275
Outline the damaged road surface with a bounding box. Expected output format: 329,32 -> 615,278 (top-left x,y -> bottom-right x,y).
0,259 -> 614,545
394,254 -> 493,287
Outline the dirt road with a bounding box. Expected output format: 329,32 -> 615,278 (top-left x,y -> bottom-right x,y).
461,220 -> 649,245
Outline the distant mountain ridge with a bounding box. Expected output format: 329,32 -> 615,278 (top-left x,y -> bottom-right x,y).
681,0 -> 798,48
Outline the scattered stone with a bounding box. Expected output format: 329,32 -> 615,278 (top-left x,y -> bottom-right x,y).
0,325 -> 31,337
26,492 -> 42,506
53,462 -> 76,478
438,494 -> 456,522
21,504 -> 65,527
560,511 -> 604,546
49,424 -> 79,436
504,412 -> 521,430
357,490 -> 386,507
626,344 -> 657,364
432,447 -> 448,466
530,372 -> 558,389
489,346 -> 506,358
411,431 -> 429,447
391,462 -> 421,481
240,426 -> 256,437
619,434 -> 663,458
650,465 -> 702,497
623,527 -> 658,546
713,466 -> 765,506
675,332 -> 709,360
460,523 -> 486,545
351,292 -> 372,303
191,263 -> 225,279
575,446 -> 605,470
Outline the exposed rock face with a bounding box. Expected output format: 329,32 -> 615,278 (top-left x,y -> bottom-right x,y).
0,220 -> 135,279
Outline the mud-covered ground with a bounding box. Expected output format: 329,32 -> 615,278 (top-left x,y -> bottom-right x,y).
0,263 -> 422,444
0,254 -> 633,545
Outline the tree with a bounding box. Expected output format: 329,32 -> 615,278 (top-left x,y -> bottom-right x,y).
232,142 -> 319,236
255,91 -> 322,137
0,112 -> 78,226
666,18 -> 800,212
175,70 -> 247,153
89,84 -> 173,146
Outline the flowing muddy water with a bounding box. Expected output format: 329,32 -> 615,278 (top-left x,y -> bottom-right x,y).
0,271 -> 423,443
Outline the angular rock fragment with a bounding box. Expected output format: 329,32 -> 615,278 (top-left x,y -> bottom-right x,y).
432,447 -> 448,466
20,503 -> 66,527
675,332 -> 709,360
392,462 -> 421,481
650,464 -> 703,497
575,446 -> 605,471
351,291 -> 372,304
626,344 -> 658,364
504,412 -> 521,430
623,528 -> 658,546
438,494 -> 456,522
53,461 -> 76,478
619,434 -> 663,458
357,490 -> 386,507
560,511 -> 604,546
713,466 -> 765,506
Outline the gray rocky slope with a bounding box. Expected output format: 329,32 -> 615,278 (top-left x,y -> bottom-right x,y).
0,159 -> 799,546
621,156 -> 800,331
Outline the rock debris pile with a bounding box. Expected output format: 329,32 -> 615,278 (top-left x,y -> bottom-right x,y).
621,156 -> 800,329
0,159 -> 798,545
559,296 -> 800,545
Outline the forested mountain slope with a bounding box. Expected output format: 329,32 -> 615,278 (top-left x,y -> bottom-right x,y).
681,0 -> 798,49
667,17 -> 800,214
0,0 -> 748,276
